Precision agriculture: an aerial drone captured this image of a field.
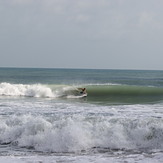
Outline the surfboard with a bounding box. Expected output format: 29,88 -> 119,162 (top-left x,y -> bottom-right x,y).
67,93 -> 87,99
81,93 -> 87,97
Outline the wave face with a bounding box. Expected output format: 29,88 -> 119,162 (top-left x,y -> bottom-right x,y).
87,84 -> 163,96
86,84 -> 163,104
0,113 -> 163,153
1,83 -> 163,104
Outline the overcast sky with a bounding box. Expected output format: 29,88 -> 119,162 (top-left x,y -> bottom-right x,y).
1,0 -> 163,70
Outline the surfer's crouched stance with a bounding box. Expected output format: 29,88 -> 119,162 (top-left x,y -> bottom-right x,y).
78,88 -> 87,95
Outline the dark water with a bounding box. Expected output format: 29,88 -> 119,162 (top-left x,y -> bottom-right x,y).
0,68 -> 163,86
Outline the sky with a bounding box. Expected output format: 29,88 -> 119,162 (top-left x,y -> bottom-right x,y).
1,0 -> 163,70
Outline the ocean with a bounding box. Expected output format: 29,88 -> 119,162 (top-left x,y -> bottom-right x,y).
0,68 -> 163,163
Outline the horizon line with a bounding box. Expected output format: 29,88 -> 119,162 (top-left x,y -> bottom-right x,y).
0,66 -> 162,71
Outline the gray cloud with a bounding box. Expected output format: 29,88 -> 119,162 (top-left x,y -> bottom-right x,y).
0,0 -> 163,70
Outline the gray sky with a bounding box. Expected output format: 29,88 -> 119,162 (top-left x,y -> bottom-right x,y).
1,0 -> 163,70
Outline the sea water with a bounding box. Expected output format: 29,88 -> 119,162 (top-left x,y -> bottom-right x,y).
0,68 -> 163,163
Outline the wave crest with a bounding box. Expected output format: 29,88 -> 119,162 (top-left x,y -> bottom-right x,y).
0,83 -> 54,98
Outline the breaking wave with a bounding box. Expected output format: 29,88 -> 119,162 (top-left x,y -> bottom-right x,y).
1,83 -> 163,104
0,114 -> 163,153
0,83 -> 54,98
0,83 -> 80,98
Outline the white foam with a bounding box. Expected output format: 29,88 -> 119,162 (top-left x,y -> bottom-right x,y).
0,83 -> 54,98
85,83 -> 121,86
0,83 -> 85,99
0,150 -> 163,163
2,115 -> 91,152
0,112 -> 163,153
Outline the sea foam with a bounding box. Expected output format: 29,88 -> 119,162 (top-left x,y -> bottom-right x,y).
0,83 -> 54,98
0,83 -> 81,98
0,113 -> 163,153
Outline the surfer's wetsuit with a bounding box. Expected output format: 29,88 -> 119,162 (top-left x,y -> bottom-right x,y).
80,88 -> 86,94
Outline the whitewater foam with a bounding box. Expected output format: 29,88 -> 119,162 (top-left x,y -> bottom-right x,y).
0,153 -> 163,163
0,111 -> 163,153
0,83 -> 86,99
0,83 -> 55,98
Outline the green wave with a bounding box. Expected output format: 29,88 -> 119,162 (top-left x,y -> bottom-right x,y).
84,85 -> 163,104
86,85 -> 163,96
47,84 -> 163,104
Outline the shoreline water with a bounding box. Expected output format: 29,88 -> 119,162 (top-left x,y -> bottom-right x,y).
0,68 -> 163,162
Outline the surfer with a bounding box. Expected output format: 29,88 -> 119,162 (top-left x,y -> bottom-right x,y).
78,88 -> 87,95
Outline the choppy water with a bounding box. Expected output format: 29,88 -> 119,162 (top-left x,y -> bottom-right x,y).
0,68 -> 163,163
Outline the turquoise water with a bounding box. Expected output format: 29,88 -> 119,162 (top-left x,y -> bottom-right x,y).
0,68 -> 163,163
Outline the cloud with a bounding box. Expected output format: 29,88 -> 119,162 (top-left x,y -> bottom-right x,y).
6,0 -> 34,5
138,11 -> 163,31
1,0 -> 163,40
1,0 -> 163,69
